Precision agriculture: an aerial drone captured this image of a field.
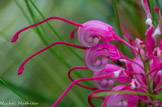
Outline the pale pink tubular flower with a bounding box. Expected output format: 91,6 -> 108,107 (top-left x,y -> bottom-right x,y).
84,43 -> 143,72
93,64 -> 132,90
77,20 -> 138,53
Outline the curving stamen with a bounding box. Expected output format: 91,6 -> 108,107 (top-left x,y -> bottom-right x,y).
52,73 -> 114,107
121,24 -> 137,57
101,94 -> 109,107
113,33 -> 139,53
18,42 -> 87,75
88,90 -> 108,107
68,66 -> 97,90
121,56 -> 144,69
11,17 -> 83,42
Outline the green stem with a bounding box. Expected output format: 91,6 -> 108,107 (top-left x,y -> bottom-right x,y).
112,0 -> 126,55
139,53 -> 155,107
14,0 -> 32,24
0,79 -> 36,107
148,0 -> 155,25
29,0 -> 84,62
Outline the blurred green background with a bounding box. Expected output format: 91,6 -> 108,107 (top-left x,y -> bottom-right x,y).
0,0 -> 161,107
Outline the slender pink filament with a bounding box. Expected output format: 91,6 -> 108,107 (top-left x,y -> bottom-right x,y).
101,94 -> 109,107
52,73 -> 114,107
121,24 -> 136,57
113,33 -> 138,53
11,17 -> 83,42
18,42 -> 87,75
122,56 -> 144,69
88,90 -> 108,107
68,66 -> 97,90
118,37 -> 139,53
144,0 -> 151,18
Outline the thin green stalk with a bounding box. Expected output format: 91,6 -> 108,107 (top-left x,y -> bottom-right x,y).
112,0 -> 126,55
14,0 -> 32,24
29,0 -> 84,62
148,0 -> 155,25
139,53 -> 156,107
0,79 -> 36,107
7,81 -> 54,104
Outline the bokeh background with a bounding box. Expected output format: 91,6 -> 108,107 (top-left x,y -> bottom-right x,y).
0,0 -> 161,107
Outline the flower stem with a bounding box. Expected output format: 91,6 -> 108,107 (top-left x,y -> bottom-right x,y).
139,53 -> 155,107
113,0 -> 126,56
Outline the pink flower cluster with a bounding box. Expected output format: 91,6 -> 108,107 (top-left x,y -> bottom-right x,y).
12,0 -> 162,107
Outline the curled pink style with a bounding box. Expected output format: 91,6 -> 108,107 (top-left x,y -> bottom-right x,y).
11,17 -> 83,42
52,72 -> 116,106
68,66 -> 97,90
17,42 -> 87,75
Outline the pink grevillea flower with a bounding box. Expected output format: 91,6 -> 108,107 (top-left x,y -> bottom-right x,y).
84,43 -> 142,72
12,0 -> 162,105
